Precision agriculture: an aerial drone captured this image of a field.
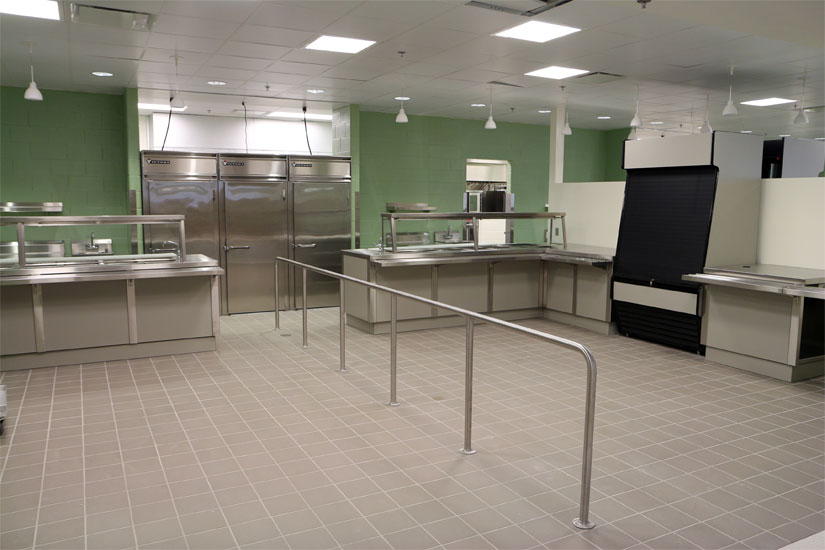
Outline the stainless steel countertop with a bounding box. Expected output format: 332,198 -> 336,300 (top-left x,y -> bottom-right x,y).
343,243 -> 614,267
0,254 -> 223,285
705,264 -> 825,285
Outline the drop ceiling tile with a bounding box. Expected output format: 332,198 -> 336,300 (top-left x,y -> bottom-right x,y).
249,3 -> 351,32
208,54 -> 273,71
137,60 -> 199,75
266,61 -> 329,76
194,66 -> 257,80
141,48 -> 211,65
390,25 -> 478,51
151,14 -> 238,40
423,49 -> 494,70
161,1 -> 259,23
447,68 -> 512,84
280,49 -> 352,66
181,77 -> 246,88
348,1 -> 454,25
147,33 -> 226,53
320,15 -> 415,42
71,43 -> 145,60
218,41 -> 291,60
396,63 -> 456,77
459,36 -> 536,58
300,76 -> 365,90
238,81 -> 292,92
230,25 -> 315,48
254,71 -> 312,85
474,57 -> 547,75
429,5 -> 524,34
321,64 -> 386,81
531,1 -> 635,29
69,25 -> 150,47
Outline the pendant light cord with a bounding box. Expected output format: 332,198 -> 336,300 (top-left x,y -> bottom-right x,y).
242,101 -> 248,154
303,106 -> 313,155
161,96 -> 173,151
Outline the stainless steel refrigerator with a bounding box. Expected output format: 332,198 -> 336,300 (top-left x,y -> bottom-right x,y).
218,155 -> 289,314
141,151 -> 351,314
141,151 -> 220,259
289,156 -> 351,309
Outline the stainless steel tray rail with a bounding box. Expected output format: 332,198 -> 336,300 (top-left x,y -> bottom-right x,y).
274,256 -> 598,530
1,215 -> 187,267
380,212 -> 567,253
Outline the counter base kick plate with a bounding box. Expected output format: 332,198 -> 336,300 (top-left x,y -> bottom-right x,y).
613,300 -> 704,354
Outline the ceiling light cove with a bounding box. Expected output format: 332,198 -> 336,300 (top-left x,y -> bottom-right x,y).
306,89 -> 325,94
525,66 -> 589,80
740,97 -> 796,107
740,130 -> 753,133
268,111 -> 333,121
597,116 -> 611,120
138,103 -> 187,112
305,35 -> 375,54
0,0 -> 60,20
92,71 -> 113,77
494,21 -> 580,43
207,81 -> 227,86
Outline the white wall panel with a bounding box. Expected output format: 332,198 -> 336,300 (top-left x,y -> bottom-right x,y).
547,181 -> 625,249
150,113 -> 333,155
757,178 -> 825,270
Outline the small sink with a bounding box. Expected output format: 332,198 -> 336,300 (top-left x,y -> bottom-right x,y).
71,239 -> 113,256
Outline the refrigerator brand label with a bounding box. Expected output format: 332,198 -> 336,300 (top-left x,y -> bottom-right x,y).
147,159 -> 171,164
292,163 -> 312,167
222,161 -> 245,166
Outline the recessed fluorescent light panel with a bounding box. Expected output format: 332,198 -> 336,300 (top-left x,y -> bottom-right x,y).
471,103 -> 486,107
597,116 -> 611,120
650,121 -> 664,125
138,103 -> 187,112
305,35 -> 375,54
525,65 -> 589,80
394,96 -> 410,101
306,89 -> 324,94
268,111 -> 333,121
740,130 -> 752,133
538,110 -> 551,113
0,0 -> 60,20
779,134 -> 791,137
740,97 -> 796,106
92,71 -> 113,77
494,21 -> 580,43
207,81 -> 226,86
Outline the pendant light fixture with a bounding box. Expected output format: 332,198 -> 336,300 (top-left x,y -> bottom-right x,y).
722,65 -> 738,116
793,73 -> 809,125
699,94 -> 713,134
561,86 -> 572,135
170,55 -> 185,109
485,86 -> 496,129
395,96 -> 408,123
24,41 -> 43,101
629,85 -> 641,128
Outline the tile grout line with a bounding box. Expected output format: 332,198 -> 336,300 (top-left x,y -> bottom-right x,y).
80,365 -> 87,550
0,369 -> 32,482
30,368 -> 58,550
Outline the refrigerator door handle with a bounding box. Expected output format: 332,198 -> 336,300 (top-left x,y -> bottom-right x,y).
293,243 -> 317,248
224,245 -> 251,250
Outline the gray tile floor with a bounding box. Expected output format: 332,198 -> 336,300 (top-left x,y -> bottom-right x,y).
1,309 -> 822,550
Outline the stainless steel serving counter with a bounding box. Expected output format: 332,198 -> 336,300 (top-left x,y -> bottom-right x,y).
0,254 -> 224,371
342,243 -> 616,335
683,264 -> 824,382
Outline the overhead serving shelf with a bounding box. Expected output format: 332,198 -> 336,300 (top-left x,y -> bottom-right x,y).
0,202 -> 63,213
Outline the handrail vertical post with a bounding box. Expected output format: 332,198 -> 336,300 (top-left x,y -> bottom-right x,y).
339,279 -> 346,372
459,317 -> 477,455
302,267 -> 308,348
274,260 -> 280,329
573,353 -> 597,529
388,294 -> 399,406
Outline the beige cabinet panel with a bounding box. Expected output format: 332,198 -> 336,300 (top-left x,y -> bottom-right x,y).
0,286 -> 36,356
492,261 -> 540,311
135,277 -> 213,342
436,263 -> 487,316
343,256 -> 370,321
42,281 -> 129,351
705,286 -> 793,364
576,266 -> 610,321
375,266 -> 433,321
546,263 -> 575,314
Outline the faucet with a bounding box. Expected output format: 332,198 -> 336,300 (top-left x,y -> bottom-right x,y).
87,232 -> 98,250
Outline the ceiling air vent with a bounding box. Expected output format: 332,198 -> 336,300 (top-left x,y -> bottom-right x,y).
488,80 -> 524,88
465,1 -> 576,17
71,3 -> 156,31
571,72 -> 625,84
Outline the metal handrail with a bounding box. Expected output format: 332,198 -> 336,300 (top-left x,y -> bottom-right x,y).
274,256 -> 597,530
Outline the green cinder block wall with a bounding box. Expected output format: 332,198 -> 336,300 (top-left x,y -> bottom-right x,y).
563,127 -> 628,182
358,111 -> 551,245
0,86 -> 131,253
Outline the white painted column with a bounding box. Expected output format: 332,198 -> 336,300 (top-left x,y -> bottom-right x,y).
549,105 -> 565,186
